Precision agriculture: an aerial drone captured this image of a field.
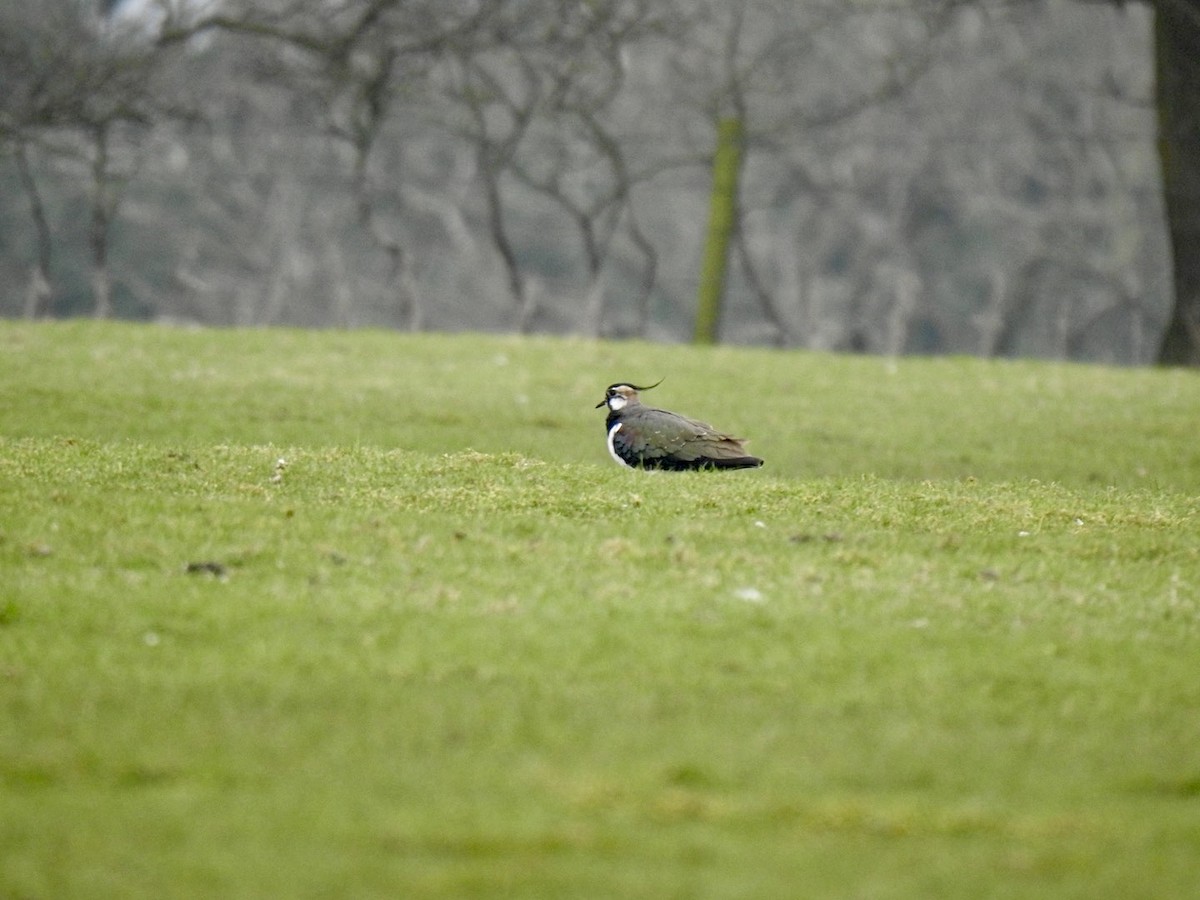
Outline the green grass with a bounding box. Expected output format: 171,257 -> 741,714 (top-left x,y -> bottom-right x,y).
2,320 -> 1199,898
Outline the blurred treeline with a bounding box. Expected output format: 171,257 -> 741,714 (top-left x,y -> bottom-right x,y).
0,0 -> 1168,362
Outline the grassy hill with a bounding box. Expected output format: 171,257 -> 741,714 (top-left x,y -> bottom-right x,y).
2,321 -> 1199,898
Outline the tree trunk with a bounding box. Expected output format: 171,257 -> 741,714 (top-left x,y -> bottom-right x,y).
90,124 -> 114,319
15,143 -> 54,318
1155,0 -> 1200,364
694,116 -> 743,345
483,170 -> 531,332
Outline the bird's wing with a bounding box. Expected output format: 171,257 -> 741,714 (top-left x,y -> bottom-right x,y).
673,421 -> 755,462
618,408 -> 752,463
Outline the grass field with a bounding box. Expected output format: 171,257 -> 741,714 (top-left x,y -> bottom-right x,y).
2,320 -> 1199,898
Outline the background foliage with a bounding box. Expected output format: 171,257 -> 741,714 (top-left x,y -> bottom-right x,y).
0,0 -> 1170,362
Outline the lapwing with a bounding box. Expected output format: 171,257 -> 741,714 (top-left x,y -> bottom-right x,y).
595,380 -> 764,470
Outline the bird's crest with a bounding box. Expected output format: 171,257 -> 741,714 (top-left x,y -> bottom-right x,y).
596,378 -> 663,410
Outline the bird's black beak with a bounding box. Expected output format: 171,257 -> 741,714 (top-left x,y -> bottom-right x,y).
595,399 -> 607,409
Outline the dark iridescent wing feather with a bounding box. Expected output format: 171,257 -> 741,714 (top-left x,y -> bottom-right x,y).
611,407 -> 762,470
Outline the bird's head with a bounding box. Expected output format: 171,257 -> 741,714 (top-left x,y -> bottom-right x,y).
595,379 -> 662,411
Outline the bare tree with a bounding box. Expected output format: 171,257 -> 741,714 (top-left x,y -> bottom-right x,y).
498,1 -> 675,335
0,0 -> 1171,365
11,143 -> 54,317
670,0 -> 965,344
1,0 -> 194,317
1150,0 -> 1200,364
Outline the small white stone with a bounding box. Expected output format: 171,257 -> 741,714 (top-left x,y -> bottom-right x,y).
733,587 -> 764,603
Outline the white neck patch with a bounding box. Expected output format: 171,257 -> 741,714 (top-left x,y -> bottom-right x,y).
606,394 -> 629,412
606,422 -> 631,467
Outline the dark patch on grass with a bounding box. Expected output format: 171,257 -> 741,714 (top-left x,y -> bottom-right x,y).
664,764 -> 719,788
1127,775 -> 1200,798
1,763 -> 58,789
0,599 -> 19,626
185,560 -> 228,577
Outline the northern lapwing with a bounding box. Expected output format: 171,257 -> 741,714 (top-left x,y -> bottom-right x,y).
595,380 -> 764,470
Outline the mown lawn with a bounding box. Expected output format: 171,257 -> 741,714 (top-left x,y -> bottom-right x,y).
1,321 -> 1199,898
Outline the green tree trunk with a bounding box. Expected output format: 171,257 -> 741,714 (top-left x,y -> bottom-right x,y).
693,117 -> 744,345
1155,0 -> 1200,364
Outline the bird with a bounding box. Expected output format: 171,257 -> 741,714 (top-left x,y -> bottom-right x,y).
595,380 -> 764,470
